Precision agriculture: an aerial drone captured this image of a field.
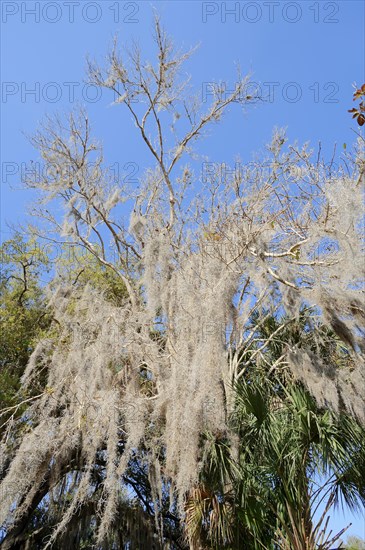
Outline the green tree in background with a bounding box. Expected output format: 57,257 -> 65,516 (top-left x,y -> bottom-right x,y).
0,234 -> 51,436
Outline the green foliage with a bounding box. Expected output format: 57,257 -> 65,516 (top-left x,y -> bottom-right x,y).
54,245 -> 129,306
0,235 -> 51,430
232,376 -> 365,548
188,312 -> 365,550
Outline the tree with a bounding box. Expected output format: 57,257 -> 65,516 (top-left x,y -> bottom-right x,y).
184,312 -> 365,550
1,16 -> 364,549
0,237 -> 182,548
0,234 -> 52,439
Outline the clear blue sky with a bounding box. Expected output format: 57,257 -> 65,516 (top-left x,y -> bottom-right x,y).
1,0 -> 364,539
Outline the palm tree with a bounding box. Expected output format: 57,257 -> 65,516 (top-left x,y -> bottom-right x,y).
184,311 -> 365,550
232,375 -> 365,549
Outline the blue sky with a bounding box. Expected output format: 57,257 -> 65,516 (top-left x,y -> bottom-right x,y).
1,0 -> 364,539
